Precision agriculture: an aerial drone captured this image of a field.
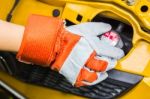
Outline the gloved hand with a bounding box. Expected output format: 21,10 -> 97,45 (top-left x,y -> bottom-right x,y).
17,15 -> 124,87
66,23 -> 124,86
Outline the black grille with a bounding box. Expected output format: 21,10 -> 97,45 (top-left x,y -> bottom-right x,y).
18,66 -> 142,99
0,52 -> 143,99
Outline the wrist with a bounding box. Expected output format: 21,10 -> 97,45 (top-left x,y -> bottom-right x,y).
0,20 -> 24,52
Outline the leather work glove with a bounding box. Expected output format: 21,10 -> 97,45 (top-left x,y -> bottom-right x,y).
17,15 -> 124,87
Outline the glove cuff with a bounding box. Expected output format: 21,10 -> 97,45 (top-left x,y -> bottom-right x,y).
17,14 -> 64,66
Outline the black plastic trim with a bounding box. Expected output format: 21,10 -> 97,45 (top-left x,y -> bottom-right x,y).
25,67 -> 143,99
108,69 -> 143,85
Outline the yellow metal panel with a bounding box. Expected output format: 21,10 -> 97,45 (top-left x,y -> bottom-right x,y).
116,40 -> 150,76
62,3 -> 100,24
10,0 -> 63,25
0,0 -> 15,20
113,0 -> 150,30
68,0 -> 150,30
39,0 -> 67,7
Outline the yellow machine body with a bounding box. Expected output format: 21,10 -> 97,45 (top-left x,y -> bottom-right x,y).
0,0 -> 150,99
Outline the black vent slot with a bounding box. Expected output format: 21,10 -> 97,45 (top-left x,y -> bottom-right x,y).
65,19 -> 75,26
76,14 -> 83,22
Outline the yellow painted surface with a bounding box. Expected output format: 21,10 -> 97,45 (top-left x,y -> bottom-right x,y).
116,40 -> 150,76
0,0 -> 150,99
10,0 -> 63,25
0,0 -> 15,20
67,0 -> 150,30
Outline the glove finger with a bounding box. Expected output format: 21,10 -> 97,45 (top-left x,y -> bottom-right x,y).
82,72 -> 108,86
86,51 -> 108,72
85,36 -> 125,59
75,67 -> 98,87
95,56 -> 117,71
86,51 -> 117,72
66,22 -> 111,36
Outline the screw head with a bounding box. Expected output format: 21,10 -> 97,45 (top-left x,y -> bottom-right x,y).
126,0 -> 135,6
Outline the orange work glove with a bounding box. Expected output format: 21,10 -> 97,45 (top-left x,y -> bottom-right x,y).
17,15 -> 124,87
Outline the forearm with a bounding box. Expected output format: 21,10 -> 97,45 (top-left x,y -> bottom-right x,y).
0,20 -> 24,52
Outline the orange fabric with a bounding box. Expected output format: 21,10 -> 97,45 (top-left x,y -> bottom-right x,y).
51,31 -> 80,71
86,51 -> 108,72
17,15 -> 64,66
75,68 -> 98,87
16,14 -> 107,87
